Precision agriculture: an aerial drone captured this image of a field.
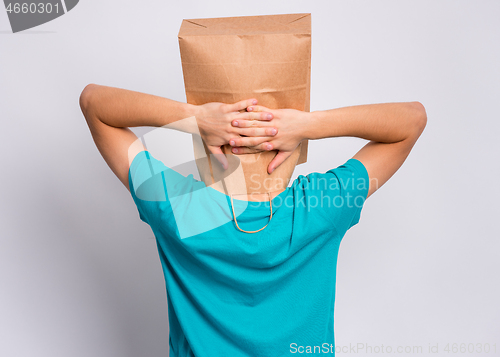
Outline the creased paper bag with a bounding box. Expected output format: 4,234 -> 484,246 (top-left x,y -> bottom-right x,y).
178,13 -> 311,194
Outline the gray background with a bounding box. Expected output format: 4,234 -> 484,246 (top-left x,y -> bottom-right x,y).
1,1 -> 499,356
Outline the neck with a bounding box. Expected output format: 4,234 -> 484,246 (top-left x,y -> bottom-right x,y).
194,141 -> 302,201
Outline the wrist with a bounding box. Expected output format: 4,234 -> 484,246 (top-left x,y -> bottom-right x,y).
303,111 -> 321,140
162,102 -> 202,134
184,102 -> 200,120
306,109 -> 343,140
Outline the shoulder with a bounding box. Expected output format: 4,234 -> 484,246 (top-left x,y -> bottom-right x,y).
327,158 -> 370,198
293,159 -> 369,197
288,158 -> 370,231
129,150 -> 201,204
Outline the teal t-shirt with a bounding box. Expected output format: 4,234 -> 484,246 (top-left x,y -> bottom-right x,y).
128,151 -> 369,357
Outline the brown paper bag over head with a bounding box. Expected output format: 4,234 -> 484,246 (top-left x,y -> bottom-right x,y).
178,13 -> 311,196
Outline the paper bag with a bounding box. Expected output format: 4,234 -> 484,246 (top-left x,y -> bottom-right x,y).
178,13 -> 311,194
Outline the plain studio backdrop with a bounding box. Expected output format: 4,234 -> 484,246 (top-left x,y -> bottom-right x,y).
1,1 -> 498,356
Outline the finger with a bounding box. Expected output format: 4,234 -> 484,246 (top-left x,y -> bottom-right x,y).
226,98 -> 258,113
208,146 -> 228,170
231,142 -> 274,155
235,111 -> 274,121
230,146 -> 265,155
234,127 -> 277,137
232,119 -> 275,128
246,104 -> 272,113
229,136 -> 271,148
268,151 -> 293,174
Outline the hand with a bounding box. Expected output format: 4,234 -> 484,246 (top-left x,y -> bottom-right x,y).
228,105 -> 310,173
194,99 -> 277,169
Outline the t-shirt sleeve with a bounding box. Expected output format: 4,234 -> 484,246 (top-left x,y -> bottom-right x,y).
305,158 -> 370,234
332,158 -> 370,230
128,150 -> 192,226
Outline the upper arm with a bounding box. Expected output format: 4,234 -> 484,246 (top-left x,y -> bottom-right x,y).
352,101 -> 427,199
80,84 -> 145,191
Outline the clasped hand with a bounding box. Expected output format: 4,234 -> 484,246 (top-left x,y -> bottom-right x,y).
195,98 -> 309,174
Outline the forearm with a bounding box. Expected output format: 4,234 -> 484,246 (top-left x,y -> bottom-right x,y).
80,84 -> 197,128
307,102 -> 426,143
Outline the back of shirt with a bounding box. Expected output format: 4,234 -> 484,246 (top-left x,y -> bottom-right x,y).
128,151 -> 369,357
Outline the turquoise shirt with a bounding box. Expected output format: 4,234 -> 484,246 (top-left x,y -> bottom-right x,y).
128,151 -> 369,356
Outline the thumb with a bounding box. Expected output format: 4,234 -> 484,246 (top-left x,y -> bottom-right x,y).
268,151 -> 292,174
208,146 -> 228,170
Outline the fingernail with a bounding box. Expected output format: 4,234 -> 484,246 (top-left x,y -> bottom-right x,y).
252,99 -> 257,105
270,167 -> 274,173
232,148 -> 238,153
230,140 -> 235,146
248,106 -> 253,111
266,144 -> 272,150
271,129 -> 277,135
233,121 -> 239,127
267,114 -> 272,119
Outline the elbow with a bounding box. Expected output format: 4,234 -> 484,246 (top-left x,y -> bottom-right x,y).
79,83 -> 98,117
408,101 -> 427,137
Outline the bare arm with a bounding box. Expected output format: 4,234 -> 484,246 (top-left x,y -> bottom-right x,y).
228,101 -> 427,198
79,84 -> 276,190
